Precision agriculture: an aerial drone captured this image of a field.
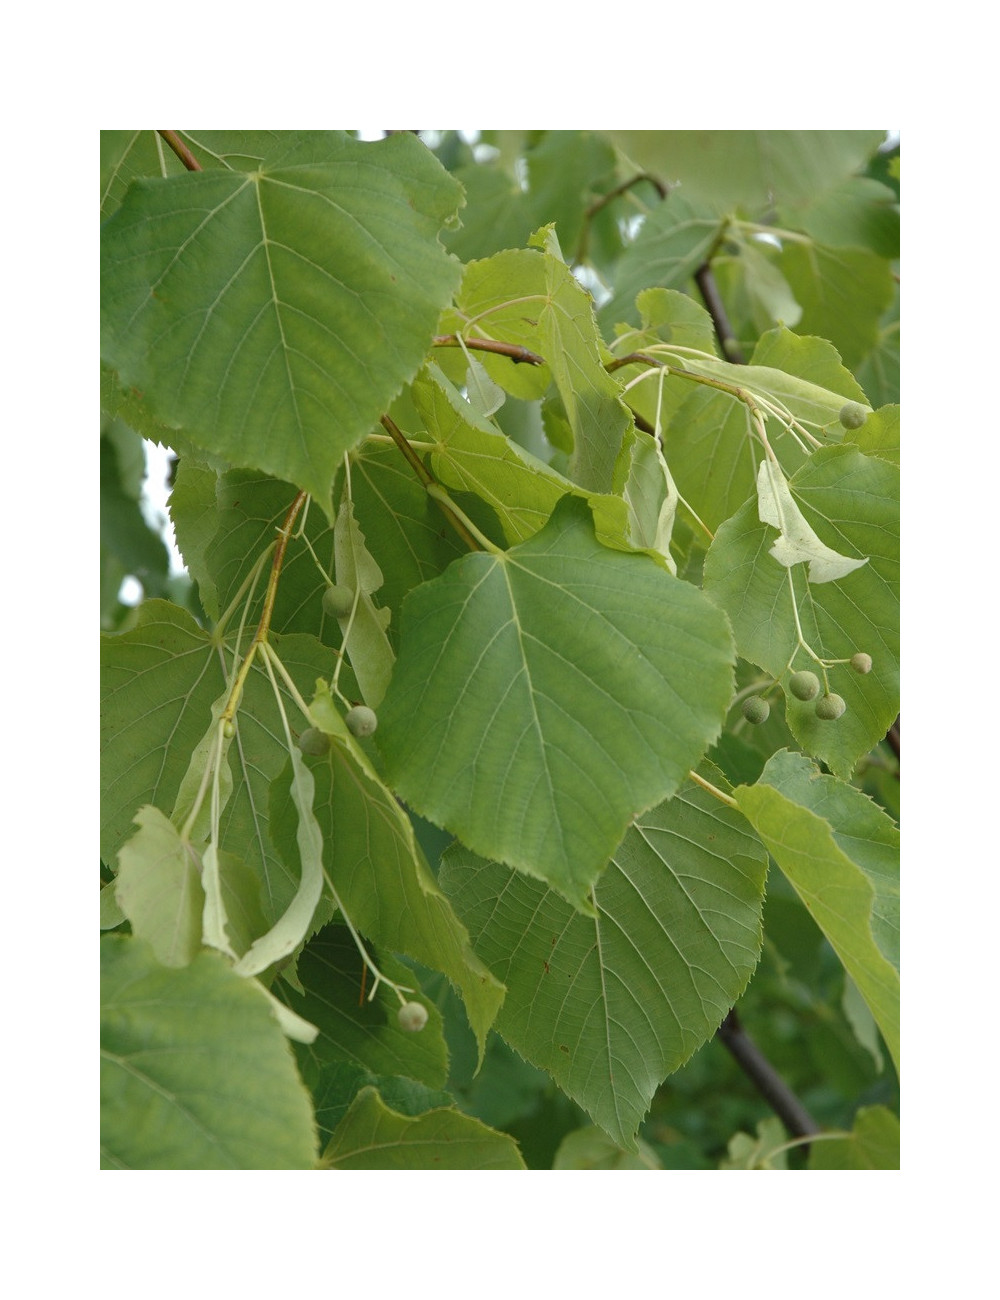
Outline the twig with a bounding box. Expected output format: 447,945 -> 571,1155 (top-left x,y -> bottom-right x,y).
433,335 -> 545,367
716,1009 -> 820,1139
158,131 -> 202,173
693,262 -> 745,363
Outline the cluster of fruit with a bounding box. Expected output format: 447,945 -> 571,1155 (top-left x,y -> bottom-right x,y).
742,653 -> 872,726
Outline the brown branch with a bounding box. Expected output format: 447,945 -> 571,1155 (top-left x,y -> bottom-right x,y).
433,335 -> 545,367
716,1009 -> 820,1140
158,131 -> 202,172
694,262 -> 745,363
379,415 -> 482,551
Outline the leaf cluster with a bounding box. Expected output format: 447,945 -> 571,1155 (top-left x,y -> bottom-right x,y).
101,130 -> 899,1170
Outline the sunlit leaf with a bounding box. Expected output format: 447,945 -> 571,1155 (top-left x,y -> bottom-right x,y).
380,495 -> 736,907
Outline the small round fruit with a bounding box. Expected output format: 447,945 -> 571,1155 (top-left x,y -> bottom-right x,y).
788,670 -> 821,702
815,693 -> 847,721
223,719 -> 236,739
322,584 -> 355,618
298,727 -> 331,756
397,1001 -> 428,1033
838,402 -> 868,430
850,652 -> 873,674
742,695 -> 770,725
345,705 -> 378,738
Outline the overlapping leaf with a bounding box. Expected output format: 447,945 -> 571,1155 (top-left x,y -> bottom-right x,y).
665,328 -> 871,531
114,806 -> 204,966
101,935 -> 317,1169
320,1086 -> 525,1170
605,131 -> 884,211
808,1105 -> 900,1170
598,192 -> 724,331
734,750 -> 899,1069
101,131 -> 463,508
703,443 -> 899,776
438,768 -> 768,1148
270,682 -> 506,1055
286,924 -> 449,1097
100,601 -> 339,923
411,364 -> 630,549
379,494 -> 736,907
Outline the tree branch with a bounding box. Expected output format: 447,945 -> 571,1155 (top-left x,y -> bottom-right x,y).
158,131 -> 202,172
693,262 -> 744,362
716,1009 -> 820,1139
433,335 -> 545,366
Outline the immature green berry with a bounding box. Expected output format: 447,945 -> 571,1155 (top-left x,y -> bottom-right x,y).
788,670 -> 821,702
345,705 -> 378,738
742,695 -> 770,725
298,727 -> 331,756
838,402 -> 868,430
397,1001 -> 428,1033
223,719 -> 236,739
815,693 -> 847,721
322,584 -> 355,618
850,652 -> 873,674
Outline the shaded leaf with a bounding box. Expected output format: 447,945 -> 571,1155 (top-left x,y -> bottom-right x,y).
286,924 -> 449,1093
809,1105 -> 900,1170
271,680 -> 506,1057
320,1086 -> 525,1169
553,1125 -> 661,1169
733,749 -> 899,1070
101,131 -> 463,508
438,768 -> 767,1148
606,131 -> 884,211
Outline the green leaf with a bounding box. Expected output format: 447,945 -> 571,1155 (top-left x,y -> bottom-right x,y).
320,1086 -> 526,1169
733,750 -> 899,1070
100,882 -> 126,930
101,131 -> 463,508
755,457 -> 868,583
412,364 -> 630,549
101,934 -> 318,1169
285,924 -> 449,1090
115,806 -> 205,966
778,242 -> 895,369
790,175 -> 899,259
598,193 -> 723,331
100,601 -> 347,928
230,746 -> 325,976
809,1105 -> 900,1170
438,248 -> 552,402
553,1125 -> 661,1169
439,768 -> 767,1148
614,426 -> 679,572
703,444 -> 899,777
380,495 -> 736,908
606,131 -> 884,211
529,225 -> 635,492
332,493 -> 394,708
720,1116 -> 789,1169
846,403 -> 900,467
270,681 -> 506,1057
663,328 -> 869,532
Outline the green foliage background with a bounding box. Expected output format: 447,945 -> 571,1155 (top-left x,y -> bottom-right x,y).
101,129 -> 899,1170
